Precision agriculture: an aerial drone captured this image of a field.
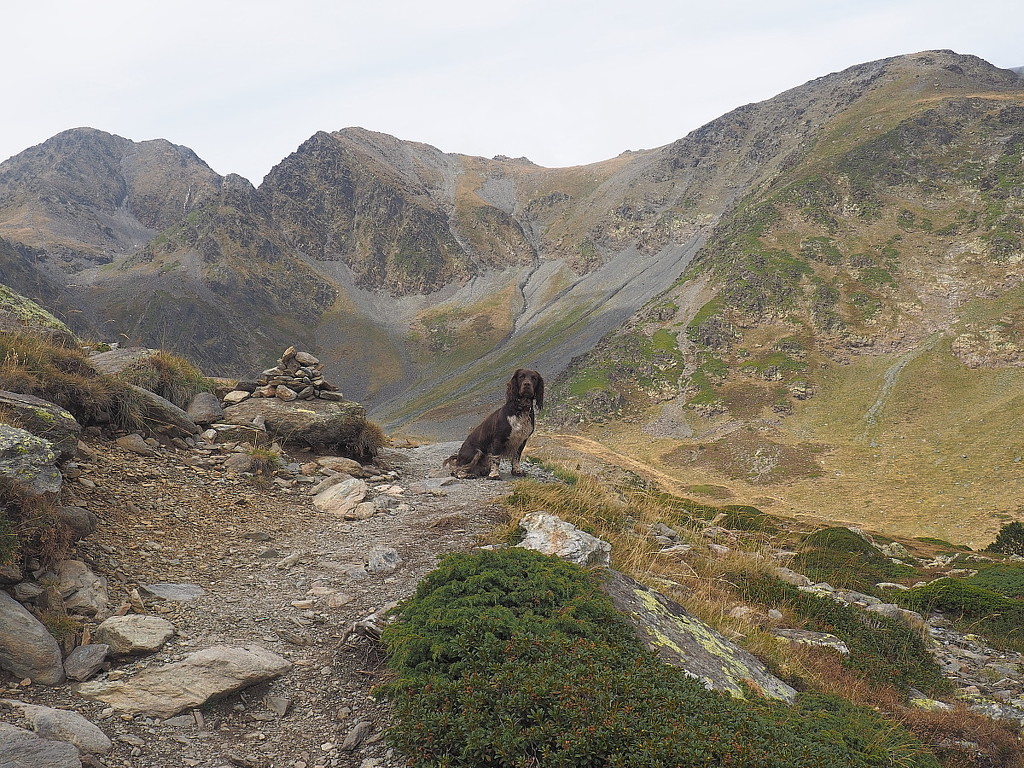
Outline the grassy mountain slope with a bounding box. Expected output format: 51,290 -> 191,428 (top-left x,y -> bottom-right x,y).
550,51 -> 1024,546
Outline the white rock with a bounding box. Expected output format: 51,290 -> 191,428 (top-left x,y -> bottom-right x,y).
313,478 -> 367,516
516,511 -> 612,567
222,390 -> 251,405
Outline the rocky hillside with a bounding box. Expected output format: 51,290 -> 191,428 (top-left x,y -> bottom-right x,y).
550,51 -> 1024,546
0,51 -> 1021,449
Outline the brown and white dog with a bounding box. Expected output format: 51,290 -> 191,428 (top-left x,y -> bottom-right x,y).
444,368 -> 544,479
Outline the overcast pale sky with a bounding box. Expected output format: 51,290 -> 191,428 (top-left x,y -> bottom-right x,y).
3,0 -> 1021,185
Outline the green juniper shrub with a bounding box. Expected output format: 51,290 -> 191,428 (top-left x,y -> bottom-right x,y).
892,578 -> 1024,653
382,548 -> 939,768
737,574 -> 948,696
985,521 -> 1024,557
794,527 -> 919,594
963,563 -> 1024,598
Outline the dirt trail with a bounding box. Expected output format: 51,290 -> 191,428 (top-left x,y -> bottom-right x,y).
2,440 -> 546,768
540,433 -> 693,495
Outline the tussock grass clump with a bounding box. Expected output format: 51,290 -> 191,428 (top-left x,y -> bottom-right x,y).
0,331 -> 146,431
382,548 -> 939,768
113,350 -> 215,409
0,477 -> 73,569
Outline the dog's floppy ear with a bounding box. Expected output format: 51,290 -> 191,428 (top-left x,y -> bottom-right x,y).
535,373 -> 544,410
506,369 -> 522,402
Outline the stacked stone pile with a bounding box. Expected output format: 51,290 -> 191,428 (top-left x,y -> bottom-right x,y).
250,346 -> 342,403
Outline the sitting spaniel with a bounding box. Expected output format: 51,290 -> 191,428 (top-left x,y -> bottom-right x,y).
444,368 -> 544,479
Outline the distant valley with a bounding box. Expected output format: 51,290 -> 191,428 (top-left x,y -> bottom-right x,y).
1,49 -> 1022,545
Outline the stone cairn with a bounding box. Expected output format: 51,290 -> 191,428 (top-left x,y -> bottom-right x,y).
251,346 -> 344,402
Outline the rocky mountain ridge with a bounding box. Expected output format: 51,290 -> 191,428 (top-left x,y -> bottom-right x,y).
3,51 -> 1019,443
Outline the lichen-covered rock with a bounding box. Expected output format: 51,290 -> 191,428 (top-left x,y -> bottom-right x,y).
0,391 -> 82,460
600,570 -> 796,703
0,425 -> 62,495
0,283 -> 77,341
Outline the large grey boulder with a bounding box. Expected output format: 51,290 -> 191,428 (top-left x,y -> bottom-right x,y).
0,425 -> 62,495
128,385 -> 200,437
3,700 -> 112,754
0,591 -> 65,685
0,722 -> 81,768
185,391 -> 224,425
223,397 -> 365,448
0,391 -> 81,460
76,644 -> 292,718
516,511 -> 612,567
94,615 -> 175,655
86,347 -> 159,375
600,570 -> 797,703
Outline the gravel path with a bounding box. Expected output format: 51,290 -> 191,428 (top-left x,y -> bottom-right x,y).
1,439 -> 547,768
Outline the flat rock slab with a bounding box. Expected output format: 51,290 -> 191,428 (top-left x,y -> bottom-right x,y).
64,644 -> 110,682
601,570 -> 797,703
223,397 -> 365,447
76,645 -> 292,718
140,583 -> 207,602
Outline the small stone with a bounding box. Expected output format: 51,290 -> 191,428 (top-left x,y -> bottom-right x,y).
116,433 -> 157,456
64,643 -> 110,682
223,390 -> 251,405
341,721 -> 374,751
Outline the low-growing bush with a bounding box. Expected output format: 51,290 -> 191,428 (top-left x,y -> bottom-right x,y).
794,527 -> 918,594
382,548 -> 940,768
963,563 -> 1024,598
893,578 -> 1024,652
737,574 -> 948,696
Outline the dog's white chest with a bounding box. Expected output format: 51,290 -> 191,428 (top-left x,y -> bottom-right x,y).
506,413 -> 533,451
